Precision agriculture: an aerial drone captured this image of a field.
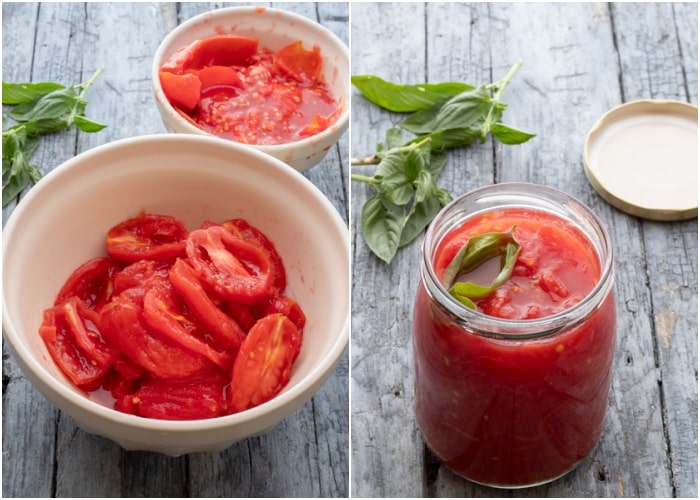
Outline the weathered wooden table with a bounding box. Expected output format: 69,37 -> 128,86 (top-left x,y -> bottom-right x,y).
351,2 -> 697,497
2,2 -> 348,497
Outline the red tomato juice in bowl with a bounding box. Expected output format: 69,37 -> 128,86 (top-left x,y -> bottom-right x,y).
412,183 -> 616,488
158,35 -> 340,145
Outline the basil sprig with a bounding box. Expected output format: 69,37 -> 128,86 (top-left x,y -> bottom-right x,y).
2,67 -> 107,207
442,227 -> 521,310
352,61 -> 535,264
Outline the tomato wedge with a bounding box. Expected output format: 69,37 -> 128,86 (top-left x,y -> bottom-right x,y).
186,226 -> 273,305
54,256 -> 121,310
159,71 -> 201,111
106,213 -> 188,263
272,41 -> 322,84
169,258 -> 246,350
262,296 -> 307,331
142,283 -> 233,370
228,313 -> 302,413
39,297 -> 117,389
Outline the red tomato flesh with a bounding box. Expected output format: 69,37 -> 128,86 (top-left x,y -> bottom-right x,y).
39,212 -> 305,420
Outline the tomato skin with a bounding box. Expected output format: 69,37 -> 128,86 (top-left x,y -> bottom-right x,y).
169,258 -> 246,350
186,226 -> 274,305
196,65 -> 244,90
39,298 -> 117,389
272,41 -> 322,84
160,36 -> 259,73
106,213 -> 188,263
54,257 -> 121,310
112,259 -> 171,296
228,313 -> 302,413
159,71 -> 201,111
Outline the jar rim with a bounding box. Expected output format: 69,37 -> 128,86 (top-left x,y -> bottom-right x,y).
420,182 -> 615,339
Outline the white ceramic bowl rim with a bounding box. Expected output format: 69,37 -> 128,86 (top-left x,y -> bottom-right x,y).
2,133 -> 349,432
152,6 -> 350,153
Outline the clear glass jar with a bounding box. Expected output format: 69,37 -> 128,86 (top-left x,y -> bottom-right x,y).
412,183 -> 616,488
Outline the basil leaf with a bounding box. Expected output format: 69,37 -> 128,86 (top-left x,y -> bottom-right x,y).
2,81 -> 65,105
352,75 -> 474,113
399,191 -> 443,247
361,193 -> 406,264
7,87 -> 78,122
400,87 -> 493,135
443,228 -> 521,309
490,122 -> 537,145
73,115 -> 107,133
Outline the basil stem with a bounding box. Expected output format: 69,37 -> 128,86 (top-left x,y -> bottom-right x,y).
443,227 -> 521,310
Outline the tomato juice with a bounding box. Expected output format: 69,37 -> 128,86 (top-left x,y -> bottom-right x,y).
159,36 -> 340,145
413,184 -> 616,487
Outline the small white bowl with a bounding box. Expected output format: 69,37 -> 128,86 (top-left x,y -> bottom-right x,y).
152,6 -> 349,172
2,134 -> 349,456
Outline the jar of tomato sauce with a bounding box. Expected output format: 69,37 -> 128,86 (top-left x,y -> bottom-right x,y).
413,183 -> 616,488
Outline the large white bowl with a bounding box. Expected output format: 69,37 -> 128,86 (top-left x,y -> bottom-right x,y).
152,6 -> 349,172
2,134 -> 349,456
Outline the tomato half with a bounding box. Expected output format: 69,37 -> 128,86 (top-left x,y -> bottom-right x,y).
186,226 -> 273,305
228,313 -> 302,413
119,371 -> 228,420
39,297 -> 117,389
106,213 -> 188,263
54,257 -> 121,311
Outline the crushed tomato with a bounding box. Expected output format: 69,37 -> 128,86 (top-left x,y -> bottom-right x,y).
40,212 -> 304,420
159,35 -> 341,145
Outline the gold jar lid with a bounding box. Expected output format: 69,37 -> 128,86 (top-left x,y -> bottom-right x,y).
584,99 -> 697,221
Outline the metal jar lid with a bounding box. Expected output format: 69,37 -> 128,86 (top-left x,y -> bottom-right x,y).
583,99 -> 698,221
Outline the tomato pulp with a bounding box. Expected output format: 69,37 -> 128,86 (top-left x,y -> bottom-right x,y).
413,205 -> 616,487
159,36 -> 341,145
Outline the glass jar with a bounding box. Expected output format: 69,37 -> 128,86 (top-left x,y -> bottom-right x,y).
412,183 -> 616,488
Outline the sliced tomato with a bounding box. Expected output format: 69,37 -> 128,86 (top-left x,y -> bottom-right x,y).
123,372 -> 228,420
99,291 -> 213,380
159,71 -> 201,110
39,298 -> 117,390
226,301 -> 258,333
197,65 -> 244,91
228,313 -> 302,413
54,256 -> 121,311
186,226 -> 273,305
262,296 -> 306,331
106,213 -> 188,264
142,283 -> 233,370
272,41 -> 322,84
169,258 -> 246,350
218,219 -> 287,294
